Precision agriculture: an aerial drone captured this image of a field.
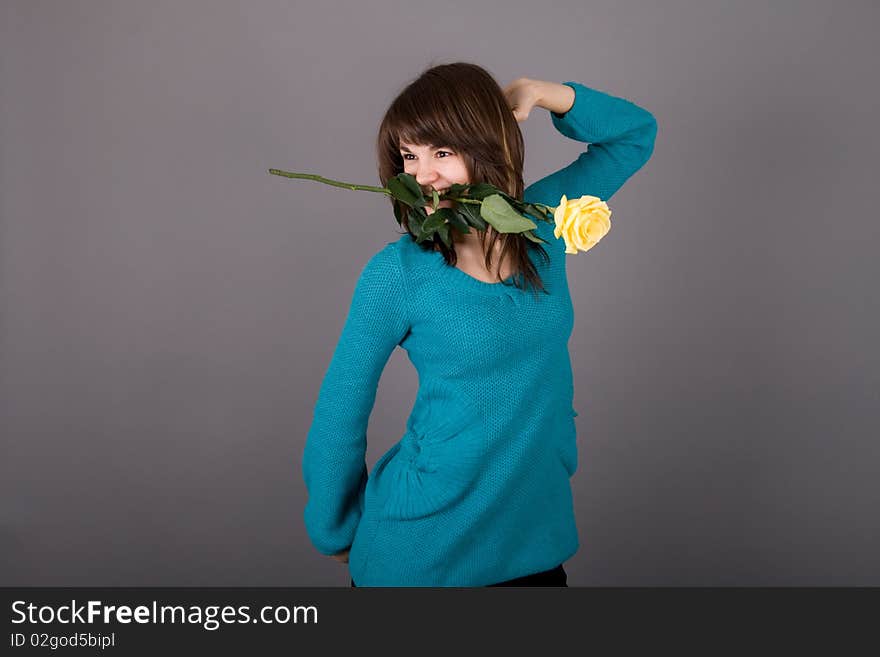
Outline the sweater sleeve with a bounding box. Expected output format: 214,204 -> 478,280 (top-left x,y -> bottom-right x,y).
523,81 -> 658,207
302,242 -> 410,555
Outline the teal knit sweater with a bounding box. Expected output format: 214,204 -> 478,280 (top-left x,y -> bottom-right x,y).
303,81 -> 657,586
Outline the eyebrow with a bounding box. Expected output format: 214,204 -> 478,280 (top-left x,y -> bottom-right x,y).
399,145 -> 448,152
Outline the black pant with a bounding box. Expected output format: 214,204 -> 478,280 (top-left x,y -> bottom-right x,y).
350,564 -> 567,587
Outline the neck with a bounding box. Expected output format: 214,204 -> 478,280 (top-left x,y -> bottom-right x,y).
436,227 -> 504,252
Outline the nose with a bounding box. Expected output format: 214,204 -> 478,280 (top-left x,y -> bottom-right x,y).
414,160 -> 441,190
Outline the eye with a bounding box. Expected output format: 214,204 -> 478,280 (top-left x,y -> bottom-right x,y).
400,150 -> 453,160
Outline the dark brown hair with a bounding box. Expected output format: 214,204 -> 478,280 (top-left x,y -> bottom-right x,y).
376,61 -> 550,296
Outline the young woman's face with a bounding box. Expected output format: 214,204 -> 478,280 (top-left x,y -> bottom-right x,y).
399,142 -> 470,214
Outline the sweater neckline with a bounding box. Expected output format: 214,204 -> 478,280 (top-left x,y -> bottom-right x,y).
431,251 -> 517,293
397,233 -> 536,297
428,245 -> 522,296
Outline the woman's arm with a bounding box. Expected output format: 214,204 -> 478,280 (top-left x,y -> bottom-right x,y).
505,77 -> 575,120
510,79 -> 658,207
535,80 -> 576,116
302,243 -> 410,559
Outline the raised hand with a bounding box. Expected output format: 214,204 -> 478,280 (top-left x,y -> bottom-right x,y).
502,78 -> 576,120
502,77 -> 544,123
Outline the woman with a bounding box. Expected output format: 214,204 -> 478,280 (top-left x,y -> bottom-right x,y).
302,62 -> 657,586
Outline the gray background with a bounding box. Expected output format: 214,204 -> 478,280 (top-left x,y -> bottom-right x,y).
2,0 -> 877,586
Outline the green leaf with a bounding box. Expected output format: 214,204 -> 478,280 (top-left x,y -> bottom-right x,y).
521,229 -> 547,244
438,223 -> 451,248
392,201 -> 404,226
480,194 -> 537,233
529,203 -> 555,223
421,213 -> 446,234
521,202 -> 553,225
398,172 -> 423,199
457,202 -> 488,230
388,175 -> 422,207
432,189 -> 439,211
408,207 -> 428,241
464,183 -> 500,200
446,183 -> 470,197
446,209 -> 471,234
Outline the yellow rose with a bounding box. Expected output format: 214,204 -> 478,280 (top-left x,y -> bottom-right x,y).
553,194 -> 612,254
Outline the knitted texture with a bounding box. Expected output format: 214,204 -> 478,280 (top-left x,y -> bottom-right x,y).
303,82 -> 657,586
